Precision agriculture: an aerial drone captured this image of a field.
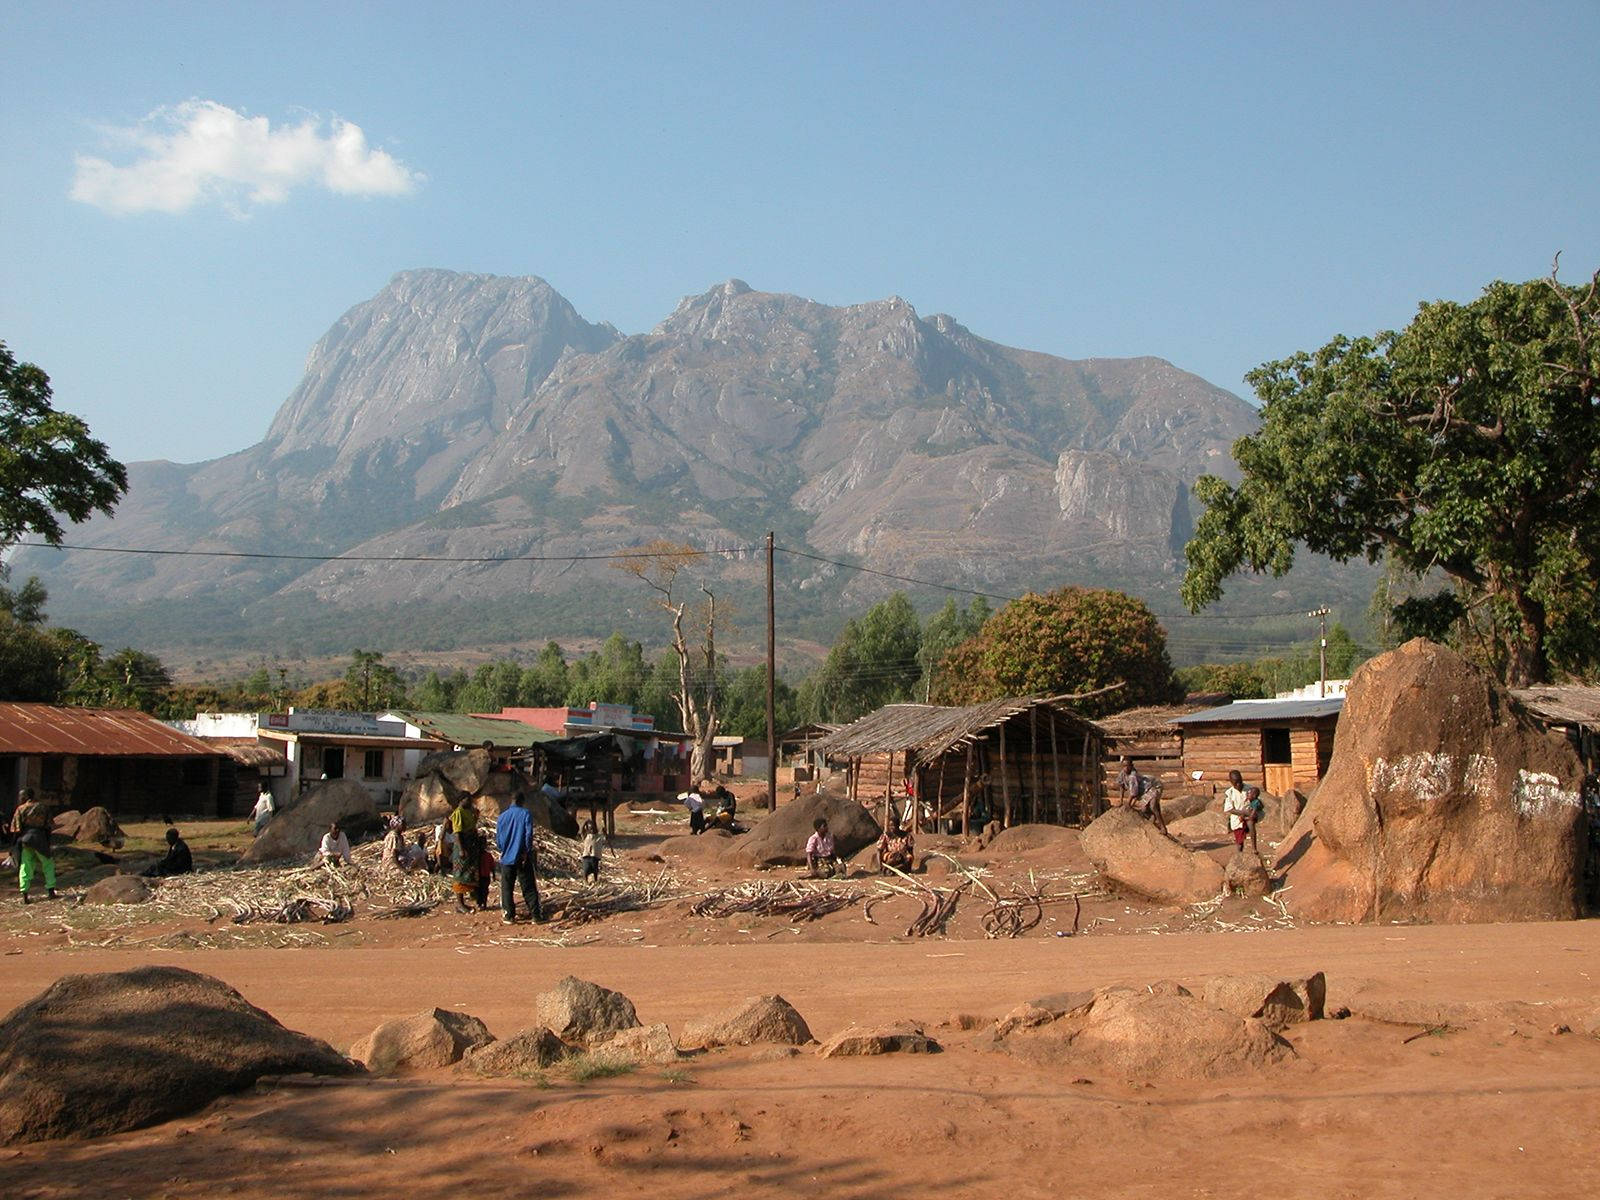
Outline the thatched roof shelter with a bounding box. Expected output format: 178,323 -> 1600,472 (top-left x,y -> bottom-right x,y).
814,696 -> 1100,761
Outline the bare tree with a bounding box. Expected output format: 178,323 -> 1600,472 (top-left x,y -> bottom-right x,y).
614,540 -> 721,780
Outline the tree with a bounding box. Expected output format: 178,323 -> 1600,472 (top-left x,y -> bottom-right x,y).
1,342 -> 128,551
1181,269 -> 1600,685
918,596 -> 991,698
341,649 -> 407,711
614,541 -> 723,779
932,586 -> 1179,715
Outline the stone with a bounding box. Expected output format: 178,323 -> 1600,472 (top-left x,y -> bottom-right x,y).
722,791 -> 881,869
946,1012 -> 989,1031
1280,639 -> 1586,924
817,1023 -> 940,1057
593,1023 -> 681,1065
74,807 -> 125,849
83,875 -> 152,905
465,1028 -> 573,1075
1160,792 -> 1215,823
350,1009 -> 494,1074
535,976 -> 641,1045
239,780 -> 378,865
1201,973 -> 1326,1028
1079,807 -> 1225,905
994,1004 -> 1056,1037
1223,852 -> 1271,897
983,824 -> 1079,856
50,810 -> 81,840
680,995 -> 813,1050
0,966 -> 358,1145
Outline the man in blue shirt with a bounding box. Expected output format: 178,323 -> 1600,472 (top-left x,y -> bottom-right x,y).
495,792 -> 541,924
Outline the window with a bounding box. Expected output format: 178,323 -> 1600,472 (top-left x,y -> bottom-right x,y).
1262,728 -> 1292,765
363,749 -> 385,779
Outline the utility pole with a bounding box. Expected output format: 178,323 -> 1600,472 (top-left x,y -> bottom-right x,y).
765,531 -> 777,812
1308,606 -> 1331,697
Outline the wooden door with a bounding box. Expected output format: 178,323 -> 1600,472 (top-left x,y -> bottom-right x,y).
1263,763 -> 1295,796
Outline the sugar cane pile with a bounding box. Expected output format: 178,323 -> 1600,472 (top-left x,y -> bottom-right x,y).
690,879 -> 865,923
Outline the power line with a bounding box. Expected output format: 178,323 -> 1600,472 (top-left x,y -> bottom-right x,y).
15,541 -> 764,564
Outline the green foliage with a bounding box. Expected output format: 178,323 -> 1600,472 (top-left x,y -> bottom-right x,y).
1182,271 -> 1600,684
932,586 -> 1179,715
340,649 -> 408,711
718,665 -> 800,739
918,597 -> 991,697
1176,661 -> 1270,699
0,342 -> 128,549
805,592 -> 922,721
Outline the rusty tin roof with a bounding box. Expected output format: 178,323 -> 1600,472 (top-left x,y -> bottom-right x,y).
0,703 -> 219,757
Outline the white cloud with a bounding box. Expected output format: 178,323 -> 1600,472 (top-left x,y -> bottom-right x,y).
70,100 -> 424,216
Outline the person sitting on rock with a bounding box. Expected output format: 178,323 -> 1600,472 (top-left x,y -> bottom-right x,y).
140,827 -> 193,878
251,787 -> 276,835
1222,770 -> 1264,856
315,822 -> 352,868
877,815 -> 915,874
806,817 -> 843,878
1118,758 -> 1167,834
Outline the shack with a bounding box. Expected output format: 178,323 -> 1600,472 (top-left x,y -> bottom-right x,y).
1094,703 -> 1213,812
1512,685 -> 1600,771
0,703 -> 223,819
1172,696 -> 1344,796
813,696 -> 1104,834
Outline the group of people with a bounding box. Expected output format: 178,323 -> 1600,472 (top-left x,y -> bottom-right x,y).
6,787 -> 196,900
1117,758 -> 1266,853
680,778 -> 739,834
803,814 -> 916,878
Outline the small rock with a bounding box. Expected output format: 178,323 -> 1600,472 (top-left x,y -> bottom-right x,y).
994,1004 -> 1055,1038
1551,1023 -> 1571,1036
594,1023 -> 680,1066
465,1028 -> 573,1075
945,1013 -> 988,1031
817,1023 -> 940,1058
350,1009 -> 494,1074
1223,852 -> 1271,898
535,976 -> 641,1046
83,875 -> 151,905
1201,973 -> 1326,1028
680,995 -> 812,1050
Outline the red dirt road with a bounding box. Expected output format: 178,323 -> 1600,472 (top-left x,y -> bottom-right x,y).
4,920 -> 1600,1200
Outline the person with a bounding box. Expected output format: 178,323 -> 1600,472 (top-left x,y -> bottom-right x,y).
141,827 -> 193,878
805,817 -> 842,878
1222,770 -> 1264,855
402,831 -> 430,872
680,788 -> 706,835
431,819 -> 451,874
495,791 -> 541,924
251,787 -> 276,835
449,797 -> 481,913
315,822 -> 352,867
700,779 -> 737,831
877,815 -> 915,873
380,819 -> 406,870
1118,758 -> 1167,834
11,788 -> 57,904
579,819 -> 603,885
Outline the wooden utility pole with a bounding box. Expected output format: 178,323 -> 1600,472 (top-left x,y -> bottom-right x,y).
1308,606 -> 1331,697
765,531 -> 777,811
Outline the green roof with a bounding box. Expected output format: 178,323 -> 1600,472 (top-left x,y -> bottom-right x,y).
395,712 -> 555,748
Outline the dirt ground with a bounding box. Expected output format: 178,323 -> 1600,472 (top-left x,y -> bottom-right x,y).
2,806 -> 1598,1198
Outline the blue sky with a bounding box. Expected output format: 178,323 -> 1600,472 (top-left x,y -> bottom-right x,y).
3,0 -> 1596,465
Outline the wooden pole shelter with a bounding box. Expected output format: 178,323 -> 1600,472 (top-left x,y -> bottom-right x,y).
999,722 -> 1011,828
933,760 -> 945,835
884,750 -> 895,832
1049,710 -> 1063,825
849,757 -> 859,804
961,742 -> 973,836
1029,705 -> 1041,824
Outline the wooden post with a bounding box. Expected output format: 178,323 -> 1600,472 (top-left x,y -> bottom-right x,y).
961,742 -> 973,836
849,757 -> 859,804
1049,710 -> 1063,826
933,760 -> 945,835
884,750 -> 895,832
1029,705 -> 1042,824
999,723 -> 1011,828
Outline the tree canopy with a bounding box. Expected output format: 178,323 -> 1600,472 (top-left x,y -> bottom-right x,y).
1181,270 -> 1600,685
932,586 -> 1179,715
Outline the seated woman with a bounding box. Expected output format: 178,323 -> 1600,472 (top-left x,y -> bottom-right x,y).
315,822 -> 352,868
877,817 -> 914,873
805,817 -> 843,878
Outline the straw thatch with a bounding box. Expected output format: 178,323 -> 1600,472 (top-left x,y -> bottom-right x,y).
814,696 -> 1101,761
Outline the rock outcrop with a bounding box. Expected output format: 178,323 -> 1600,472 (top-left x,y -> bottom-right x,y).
534,976 -> 641,1046
465,1028 -> 573,1076
1279,640 -> 1586,924
1079,807 -> 1224,905
239,780 -> 378,865
73,807 -> 125,848
680,995 -> 813,1051
723,791 -> 881,869
817,1023 -> 940,1058
1201,973 -> 1326,1029
0,967 -> 358,1144
350,1009 -> 494,1074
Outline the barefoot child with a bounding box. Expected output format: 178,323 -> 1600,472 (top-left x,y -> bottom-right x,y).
579,819 -> 603,885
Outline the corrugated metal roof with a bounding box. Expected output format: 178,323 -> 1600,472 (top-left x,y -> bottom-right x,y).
0,703 -> 220,757
1172,697 -> 1344,725
1512,685 -> 1600,730
393,712 -> 555,748
814,696 -> 1100,760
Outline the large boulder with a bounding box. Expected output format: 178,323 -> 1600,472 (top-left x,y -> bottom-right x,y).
74,806 -> 125,848
680,995 -> 813,1050
535,976 -> 641,1045
239,780 -> 378,864
0,966 -> 358,1144
349,1009 -> 494,1074
400,767 -> 578,838
983,824 -> 1080,856
1280,640 -> 1586,924
723,791 -> 881,869
49,810 -> 81,841
998,983 -> 1291,1078
84,875 -> 152,905
1079,807 -> 1224,905
465,1028 -> 573,1075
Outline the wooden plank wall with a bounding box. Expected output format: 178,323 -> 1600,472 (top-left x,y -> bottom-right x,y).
1180,728 -> 1267,792
1100,730 -> 1187,807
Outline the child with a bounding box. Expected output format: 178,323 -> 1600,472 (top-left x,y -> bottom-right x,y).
579,819 -> 603,885
1222,769 -> 1264,855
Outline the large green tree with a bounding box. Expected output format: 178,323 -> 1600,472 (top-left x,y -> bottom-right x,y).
804,592 -> 922,721
932,586 -> 1178,714
1182,271 -> 1600,685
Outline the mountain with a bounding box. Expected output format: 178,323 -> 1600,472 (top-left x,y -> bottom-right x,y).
22,269 -> 1342,661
